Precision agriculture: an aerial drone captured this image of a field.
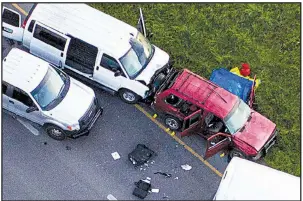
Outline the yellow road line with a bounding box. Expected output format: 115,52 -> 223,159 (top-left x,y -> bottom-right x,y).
12,2 -> 223,177
135,104 -> 223,177
12,3 -> 28,16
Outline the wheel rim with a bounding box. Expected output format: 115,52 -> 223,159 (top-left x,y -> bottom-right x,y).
231,151 -> 244,158
123,92 -> 135,102
50,128 -> 62,137
166,118 -> 179,130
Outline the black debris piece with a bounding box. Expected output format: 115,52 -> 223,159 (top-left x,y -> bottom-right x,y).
43,142 -> 47,145
66,146 -> 71,150
128,144 -> 156,167
133,187 -> 148,199
133,179 -> 152,199
154,172 -> 172,178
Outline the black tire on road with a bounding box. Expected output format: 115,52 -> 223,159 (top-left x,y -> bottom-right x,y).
164,115 -> 181,131
228,149 -> 247,162
119,89 -> 140,104
45,124 -> 66,141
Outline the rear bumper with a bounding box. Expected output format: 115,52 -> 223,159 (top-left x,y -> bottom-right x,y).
67,106 -> 103,139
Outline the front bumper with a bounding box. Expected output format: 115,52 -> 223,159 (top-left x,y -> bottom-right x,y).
252,129 -> 278,160
66,100 -> 103,139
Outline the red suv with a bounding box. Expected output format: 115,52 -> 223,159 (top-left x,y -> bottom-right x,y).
151,69 -> 278,160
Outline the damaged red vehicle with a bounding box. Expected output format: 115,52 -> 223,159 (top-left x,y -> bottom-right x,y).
151,69 -> 278,160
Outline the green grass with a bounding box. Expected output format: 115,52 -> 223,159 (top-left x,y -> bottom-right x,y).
89,3 -> 301,176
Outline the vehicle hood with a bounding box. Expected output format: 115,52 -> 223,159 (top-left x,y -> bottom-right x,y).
135,46 -> 170,84
46,78 -> 95,125
234,111 -> 276,151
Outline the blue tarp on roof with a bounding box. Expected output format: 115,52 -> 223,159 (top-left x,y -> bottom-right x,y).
209,68 -> 253,102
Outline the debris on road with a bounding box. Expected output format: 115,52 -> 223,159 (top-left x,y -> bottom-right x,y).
174,177 -> 179,180
133,178 -> 152,199
43,142 -> 47,145
128,144 -> 156,167
111,152 -> 121,160
66,146 -> 71,150
151,188 -> 159,193
154,172 -> 172,178
107,194 -> 118,200
181,164 -> 192,171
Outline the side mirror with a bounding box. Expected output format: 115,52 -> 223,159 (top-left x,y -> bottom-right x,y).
114,70 -> 121,77
26,106 -> 38,113
147,31 -> 154,40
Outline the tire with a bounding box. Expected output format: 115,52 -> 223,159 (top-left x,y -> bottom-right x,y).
45,124 -> 66,141
228,149 -> 247,162
119,89 -> 140,104
164,116 -> 181,131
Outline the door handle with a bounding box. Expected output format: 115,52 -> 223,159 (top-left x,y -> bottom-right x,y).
9,100 -> 14,104
61,52 -> 64,57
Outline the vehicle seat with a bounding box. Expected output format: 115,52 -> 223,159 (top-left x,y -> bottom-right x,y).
208,121 -> 224,133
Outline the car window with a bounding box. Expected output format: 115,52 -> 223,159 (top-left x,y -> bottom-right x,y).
12,88 -> 34,107
2,83 -> 8,94
166,94 -> 183,108
100,54 -> 121,72
28,20 -> 36,33
33,24 -> 66,51
2,9 -> 19,27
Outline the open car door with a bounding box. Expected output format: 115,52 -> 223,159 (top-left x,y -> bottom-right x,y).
136,8 -> 153,39
180,109 -> 203,137
137,8 -> 146,37
204,133 -> 231,160
2,7 -> 24,42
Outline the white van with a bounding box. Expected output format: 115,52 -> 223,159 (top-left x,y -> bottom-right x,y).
2,4 -> 172,104
214,157 -> 300,200
3,48 -> 103,140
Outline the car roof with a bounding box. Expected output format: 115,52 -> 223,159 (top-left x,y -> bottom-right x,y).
30,4 -> 138,58
170,69 -> 238,119
3,48 -> 49,93
215,157 -> 300,200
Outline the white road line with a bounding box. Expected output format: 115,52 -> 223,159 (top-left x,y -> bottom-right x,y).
16,118 -> 40,136
107,194 -> 118,200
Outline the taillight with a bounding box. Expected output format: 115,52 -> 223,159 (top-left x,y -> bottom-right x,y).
21,19 -> 27,28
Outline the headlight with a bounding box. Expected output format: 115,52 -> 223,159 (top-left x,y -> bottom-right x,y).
144,90 -> 150,98
67,123 -> 80,131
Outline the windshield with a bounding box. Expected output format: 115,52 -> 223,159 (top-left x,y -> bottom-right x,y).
31,66 -> 67,110
119,32 -> 154,78
224,99 -> 251,134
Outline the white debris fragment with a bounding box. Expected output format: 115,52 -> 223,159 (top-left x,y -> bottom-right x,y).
111,152 -> 120,160
146,177 -> 151,180
140,168 -> 143,171
174,177 -> 179,180
150,160 -> 155,164
181,164 -> 192,171
151,188 -> 159,193
107,194 -> 118,200
144,163 -> 149,166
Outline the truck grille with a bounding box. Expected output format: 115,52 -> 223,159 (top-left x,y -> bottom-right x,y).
264,129 -> 278,153
79,98 -> 98,130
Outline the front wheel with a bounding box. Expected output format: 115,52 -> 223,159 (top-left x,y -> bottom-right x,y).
45,124 -> 66,141
164,116 -> 181,131
228,149 -> 247,162
119,89 -> 140,104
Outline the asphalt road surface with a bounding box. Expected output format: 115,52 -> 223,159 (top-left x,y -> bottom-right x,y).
2,3 -> 229,200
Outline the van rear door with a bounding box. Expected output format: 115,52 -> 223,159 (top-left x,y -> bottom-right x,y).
2,7 -> 24,42
30,22 -> 70,67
